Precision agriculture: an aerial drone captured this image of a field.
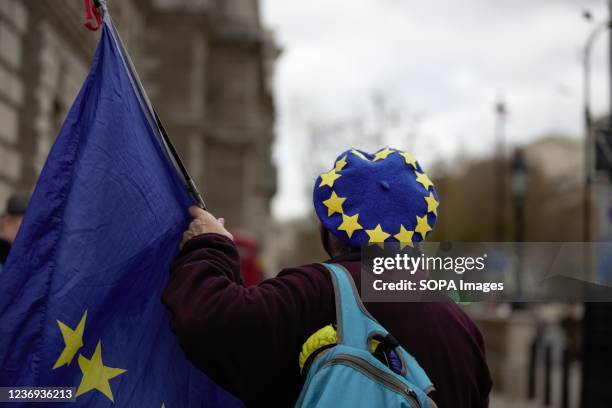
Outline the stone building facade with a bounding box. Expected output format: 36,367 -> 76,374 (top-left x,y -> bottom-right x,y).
0,0 -> 277,240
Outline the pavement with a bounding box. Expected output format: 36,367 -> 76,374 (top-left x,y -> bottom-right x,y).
489,395 -> 546,408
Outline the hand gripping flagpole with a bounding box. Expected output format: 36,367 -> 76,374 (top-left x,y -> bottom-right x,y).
87,0 -> 207,210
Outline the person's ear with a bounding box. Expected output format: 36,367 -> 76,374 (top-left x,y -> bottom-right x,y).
318,221 -> 333,257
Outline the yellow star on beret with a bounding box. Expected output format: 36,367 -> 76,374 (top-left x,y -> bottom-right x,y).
415,171 -> 434,190
366,224 -> 390,247
424,192 -> 439,215
335,155 -> 348,171
400,151 -> 417,169
319,169 -> 342,188
415,215 -> 432,240
337,213 -> 362,238
351,149 -> 368,160
393,225 -> 414,249
373,147 -> 394,161
323,191 -> 346,216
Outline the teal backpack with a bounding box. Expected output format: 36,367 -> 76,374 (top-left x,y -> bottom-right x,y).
296,263 -> 436,407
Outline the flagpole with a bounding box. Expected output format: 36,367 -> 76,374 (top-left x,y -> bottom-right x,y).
153,111 -> 207,209
93,0 -> 207,210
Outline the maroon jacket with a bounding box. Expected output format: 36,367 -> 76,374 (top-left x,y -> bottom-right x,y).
162,233 -> 492,407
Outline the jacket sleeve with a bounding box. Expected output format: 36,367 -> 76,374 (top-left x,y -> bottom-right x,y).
161,233 -> 335,405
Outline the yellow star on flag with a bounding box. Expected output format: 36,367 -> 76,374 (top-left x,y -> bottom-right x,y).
415,171 -> 434,190
322,191 -> 346,216
424,192 -> 439,215
319,169 -> 342,188
335,155 -> 348,171
76,340 -> 127,402
351,149 -> 368,160
400,151 -> 418,169
53,310 -> 87,369
337,213 -> 362,238
393,225 -> 414,249
366,224 -> 390,247
415,215 -> 432,239
373,147 -> 394,161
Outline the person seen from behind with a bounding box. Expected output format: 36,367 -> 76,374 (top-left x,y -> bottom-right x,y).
163,147 -> 492,407
0,193 -> 29,270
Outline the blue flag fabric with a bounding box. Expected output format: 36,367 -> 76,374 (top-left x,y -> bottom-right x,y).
0,22 -> 241,408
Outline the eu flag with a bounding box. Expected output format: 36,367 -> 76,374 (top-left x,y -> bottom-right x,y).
0,12 -> 241,408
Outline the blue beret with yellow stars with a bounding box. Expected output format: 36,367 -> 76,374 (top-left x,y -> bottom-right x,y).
313,147 -> 439,248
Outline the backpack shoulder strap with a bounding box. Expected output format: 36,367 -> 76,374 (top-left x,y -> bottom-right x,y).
322,263 -> 435,394
321,263 -> 388,351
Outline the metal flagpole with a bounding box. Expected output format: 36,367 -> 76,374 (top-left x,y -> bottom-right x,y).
93,0 -> 207,209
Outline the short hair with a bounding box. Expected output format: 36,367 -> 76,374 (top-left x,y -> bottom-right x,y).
326,231 -> 359,257
6,192 -> 30,215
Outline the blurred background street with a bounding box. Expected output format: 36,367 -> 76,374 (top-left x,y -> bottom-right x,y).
1,0 -> 612,406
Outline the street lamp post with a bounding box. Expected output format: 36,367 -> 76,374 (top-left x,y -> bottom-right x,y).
511,149 -> 527,241
582,18 -> 612,243
494,98 -> 507,242
511,148 -> 527,308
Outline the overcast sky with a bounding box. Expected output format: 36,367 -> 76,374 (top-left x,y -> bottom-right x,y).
261,0 -> 611,220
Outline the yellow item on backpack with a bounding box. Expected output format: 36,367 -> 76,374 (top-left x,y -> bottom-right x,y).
299,324 -> 381,373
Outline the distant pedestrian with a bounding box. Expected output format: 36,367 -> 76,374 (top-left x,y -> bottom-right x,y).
0,192 -> 30,269
163,148 -> 492,407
